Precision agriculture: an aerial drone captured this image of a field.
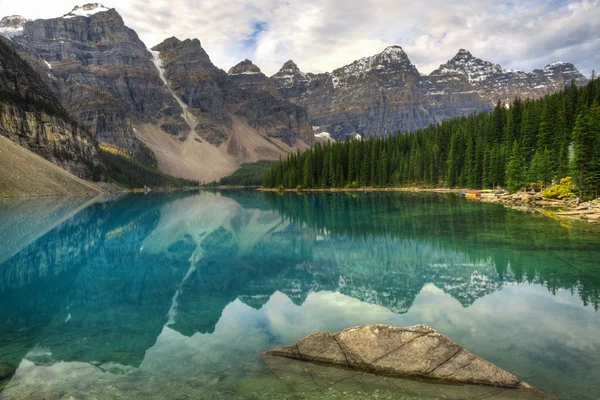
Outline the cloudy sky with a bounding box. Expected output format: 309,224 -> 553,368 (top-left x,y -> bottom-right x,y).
1,0 -> 599,76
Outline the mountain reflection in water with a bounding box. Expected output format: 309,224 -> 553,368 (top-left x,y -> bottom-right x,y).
0,191 -> 599,400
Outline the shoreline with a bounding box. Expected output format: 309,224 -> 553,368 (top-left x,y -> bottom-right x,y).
255,186 -> 600,225
257,187 -> 464,193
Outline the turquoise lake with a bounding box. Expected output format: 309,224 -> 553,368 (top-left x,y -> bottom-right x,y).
0,191 -> 599,400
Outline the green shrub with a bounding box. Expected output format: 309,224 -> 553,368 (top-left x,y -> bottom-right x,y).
219,160 -> 276,186
542,177 -> 574,199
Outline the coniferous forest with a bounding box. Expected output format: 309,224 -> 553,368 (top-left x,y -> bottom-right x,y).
263,77 -> 600,198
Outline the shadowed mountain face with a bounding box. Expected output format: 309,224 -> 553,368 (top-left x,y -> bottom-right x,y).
1,191 -> 599,399
1,8 -> 171,165
271,47 -> 589,139
0,39 -> 99,178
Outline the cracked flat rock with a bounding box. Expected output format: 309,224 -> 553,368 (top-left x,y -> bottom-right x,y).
263,324 -> 542,392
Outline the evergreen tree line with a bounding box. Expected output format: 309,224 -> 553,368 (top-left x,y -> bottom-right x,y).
98,150 -> 198,189
263,76 -> 600,198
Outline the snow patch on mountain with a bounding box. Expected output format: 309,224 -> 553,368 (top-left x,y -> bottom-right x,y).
272,60 -> 311,87
63,3 -> 110,18
434,49 -> 503,84
0,15 -> 28,39
149,49 -> 198,134
0,26 -> 23,39
315,132 -> 334,141
331,45 -> 414,87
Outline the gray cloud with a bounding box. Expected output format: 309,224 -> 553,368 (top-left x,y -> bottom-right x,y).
1,0 -> 598,76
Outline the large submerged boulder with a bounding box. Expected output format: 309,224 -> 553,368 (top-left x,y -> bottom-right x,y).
262,324 -> 544,393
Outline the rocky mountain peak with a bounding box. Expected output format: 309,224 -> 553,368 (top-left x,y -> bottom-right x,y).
329,45 -> 418,89
432,49 -> 502,84
540,61 -> 588,86
544,61 -> 576,71
63,3 -> 111,18
281,60 -> 300,72
0,15 -> 29,28
271,60 -> 311,88
228,59 -> 262,75
379,45 -> 409,61
0,15 -> 29,39
453,48 -> 474,59
152,36 -> 182,51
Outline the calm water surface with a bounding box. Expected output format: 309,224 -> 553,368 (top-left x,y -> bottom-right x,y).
0,191 -> 599,400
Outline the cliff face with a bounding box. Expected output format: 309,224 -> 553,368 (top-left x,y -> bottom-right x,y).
4,7 -> 181,164
152,38 -> 313,147
272,47 -> 589,139
124,37 -> 314,182
0,38 -> 98,178
1,6 -> 314,181
227,58 -> 314,146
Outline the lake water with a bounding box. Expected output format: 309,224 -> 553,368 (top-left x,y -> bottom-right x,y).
0,191 -> 599,400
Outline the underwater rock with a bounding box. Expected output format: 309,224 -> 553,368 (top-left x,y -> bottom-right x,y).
0,361 -> 16,388
262,324 -> 544,392
262,353 -> 553,399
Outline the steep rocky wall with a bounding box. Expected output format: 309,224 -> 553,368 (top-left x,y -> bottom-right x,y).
0,38 -> 98,178
8,9 -> 182,164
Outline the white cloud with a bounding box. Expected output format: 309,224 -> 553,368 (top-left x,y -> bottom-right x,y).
0,0 -> 598,76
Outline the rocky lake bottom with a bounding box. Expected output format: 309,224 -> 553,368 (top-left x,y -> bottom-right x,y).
0,191 -> 599,399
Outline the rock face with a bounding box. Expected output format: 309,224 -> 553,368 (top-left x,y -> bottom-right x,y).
4,5 -> 181,165
0,38 -> 99,178
263,324 -> 537,390
134,37 -> 314,181
153,38 -> 313,147
272,47 -> 588,139
1,5 -> 313,181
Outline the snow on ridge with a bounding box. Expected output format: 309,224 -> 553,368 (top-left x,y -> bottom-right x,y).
331,45 -> 414,87
544,61 -> 575,71
230,71 -> 261,75
315,132 -> 334,141
431,52 -> 503,84
0,15 -> 28,39
0,15 -> 29,27
63,3 -> 110,18
0,26 -> 24,39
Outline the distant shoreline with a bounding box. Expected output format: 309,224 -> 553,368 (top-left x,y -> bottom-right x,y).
256,187 -> 464,193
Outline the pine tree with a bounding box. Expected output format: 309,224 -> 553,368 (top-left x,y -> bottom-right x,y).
528,148 -> 553,187
506,141 -> 528,193
572,103 -> 600,198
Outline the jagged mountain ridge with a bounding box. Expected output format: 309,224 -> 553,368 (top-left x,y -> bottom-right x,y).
0,4 -> 589,178
270,47 -> 588,139
1,5 -> 313,182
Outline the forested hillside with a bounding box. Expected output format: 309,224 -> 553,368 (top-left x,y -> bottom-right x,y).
263,76 -> 600,198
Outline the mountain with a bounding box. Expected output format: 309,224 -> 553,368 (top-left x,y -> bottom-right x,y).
271,47 -> 589,139
0,37 -> 100,181
0,4 -> 589,181
0,6 -> 171,165
1,5 -> 313,182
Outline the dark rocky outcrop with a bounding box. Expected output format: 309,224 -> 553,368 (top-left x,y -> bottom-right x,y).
272,47 -> 588,139
263,324 -> 543,392
5,6 -> 183,164
0,38 -> 99,178
0,361 -> 16,391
